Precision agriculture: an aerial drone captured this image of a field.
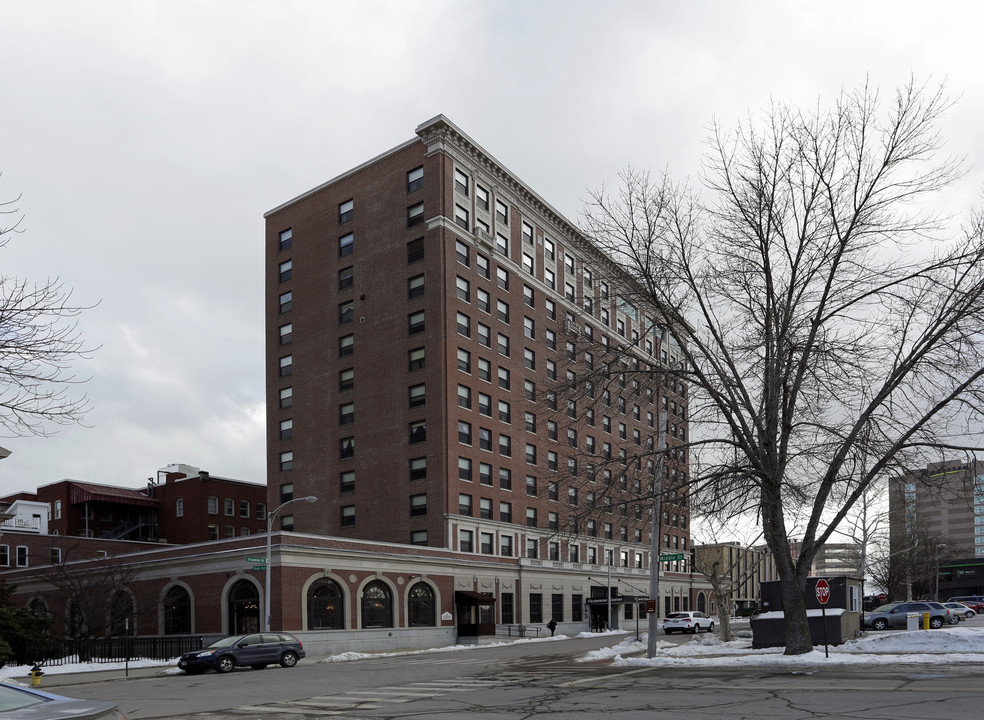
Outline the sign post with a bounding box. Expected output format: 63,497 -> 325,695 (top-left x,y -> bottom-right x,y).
815,578 -> 830,658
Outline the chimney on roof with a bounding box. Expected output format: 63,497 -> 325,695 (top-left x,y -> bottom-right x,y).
199,471 -> 210,480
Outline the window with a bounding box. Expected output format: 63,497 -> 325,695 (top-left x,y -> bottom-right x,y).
208,496 -> 219,514
407,202 -> 424,227
339,402 -> 355,425
456,239 -> 470,266
339,368 -> 354,391
279,324 -> 292,346
524,380 -> 536,401
459,493 -> 473,516
527,538 -> 539,559
479,427 -> 492,451
496,299 -> 509,323
495,199 -> 509,225
410,494 -> 427,516
279,418 -> 293,440
458,457 -> 472,481
497,333 -> 510,357
544,268 -> 555,289
477,253 -> 490,279
408,273 -> 425,299
477,322 -> 491,348
525,443 -> 537,464
457,348 -> 471,373
280,451 -> 293,471
279,259 -> 292,282
480,532 -> 494,554
455,168 -> 470,195
522,253 -> 534,274
407,166 -> 424,192
496,267 -> 509,290
457,383 -> 472,409
408,346 -> 425,371
526,507 -> 538,527
278,291 -> 292,313
410,457 -> 426,480
497,366 -> 510,389
529,593 -> 543,623
476,184 -> 489,210
458,421 -> 472,445
456,312 -> 471,337
409,421 -> 426,444
239,500 -> 250,518
460,529 -> 474,553
339,334 -> 354,357
545,298 -> 556,320
175,498 -> 184,517
522,221 -> 534,244
338,199 -> 353,223
499,467 -> 512,489
525,411 -> 536,432
524,316 -> 534,339
338,301 -> 354,324
496,233 -> 509,256
338,265 -> 353,290
477,288 -> 490,313
340,470 -> 355,492
456,276 -> 470,302
499,434 -> 512,457
50,547 -> 62,565
340,436 -> 355,458
207,524 -> 219,540
524,348 -> 535,370
549,513 -> 559,531
478,358 -> 491,382
340,505 -> 355,527
479,461 -> 492,485
408,310 -> 425,335
478,392 -> 492,417
278,228 -> 292,251
407,237 -> 424,263
480,497 -> 493,520
498,399 -> 511,423
256,503 -> 266,520
16,546 -> 28,567
339,232 -> 353,257
501,535 -> 514,557
454,204 -> 469,230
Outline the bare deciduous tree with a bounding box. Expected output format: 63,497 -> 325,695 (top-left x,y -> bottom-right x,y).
579,79 -> 984,654
1,186 -> 97,437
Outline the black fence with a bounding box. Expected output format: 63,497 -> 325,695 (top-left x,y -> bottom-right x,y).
496,624 -> 542,638
15,636 -> 205,668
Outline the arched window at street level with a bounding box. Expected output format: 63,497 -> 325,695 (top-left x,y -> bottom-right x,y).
164,585 -> 192,634
408,582 -> 436,627
361,581 -> 393,628
308,578 -> 345,630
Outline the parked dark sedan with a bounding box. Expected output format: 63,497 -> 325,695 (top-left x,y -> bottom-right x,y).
177,632 -> 305,674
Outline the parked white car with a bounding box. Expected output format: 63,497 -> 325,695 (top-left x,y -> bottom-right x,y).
663,611 -> 715,634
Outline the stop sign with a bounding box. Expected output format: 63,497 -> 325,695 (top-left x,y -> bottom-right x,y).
816,579 -> 831,605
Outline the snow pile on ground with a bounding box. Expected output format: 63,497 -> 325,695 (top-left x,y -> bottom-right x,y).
582,625 -> 984,667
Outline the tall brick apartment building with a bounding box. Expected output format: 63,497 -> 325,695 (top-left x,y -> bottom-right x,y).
264,115 -> 691,579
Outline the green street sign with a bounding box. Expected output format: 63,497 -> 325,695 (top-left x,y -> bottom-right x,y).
252,565 -> 267,571
659,553 -> 684,562
246,556 -> 266,563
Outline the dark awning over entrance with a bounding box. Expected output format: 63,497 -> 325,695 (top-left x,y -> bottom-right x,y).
455,590 -> 496,605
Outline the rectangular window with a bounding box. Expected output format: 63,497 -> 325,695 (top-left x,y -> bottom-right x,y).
340,505 -> 355,527
340,470 -> 355,492
407,237 -> 424,263
457,384 -> 472,409
497,333 -> 510,357
338,265 -> 354,290
339,334 -> 354,357
522,253 -> 534,274
279,418 -> 293,440
456,239 -> 470,266
408,273 -> 425,299
476,184 -> 490,210
407,166 -> 424,192
527,538 -> 539,559
408,310 -> 425,335
338,199 -> 353,223
15,546 -> 27,567
339,368 -> 354,391
409,421 -> 426,444
460,529 -> 474,553
455,204 -> 469,230
50,547 -> 62,565
527,507 -> 538,526
477,253 -> 490,279
478,392 -> 491,416
480,532 -> 494,554
339,402 -> 355,425
480,497 -> 493,520
496,267 -> 509,290
501,535 -> 514,557
478,358 -> 491,382
495,199 -> 509,225
239,500 -> 250,518
175,498 -> 184,517
410,494 -> 427,516
408,346 -> 425,371
455,168 -> 470,195
499,467 -> 512,490
496,233 -> 509,256
477,322 -> 491,348
340,436 -> 355,458
479,427 -> 492,451
458,420 -> 472,445
407,202 -> 424,227
458,457 -> 472,482
278,228 -> 292,251
479,461 -> 492,485
522,221 -> 534,244
496,299 -> 509,323
256,503 -> 266,520
279,260 -> 292,282
459,493 -> 473,516
457,347 -> 471,373
552,593 -> 564,622
529,593 -> 543,623
477,288 -> 490,313
339,232 -> 354,257
208,496 -> 219,514
410,457 -> 426,480
278,291 -> 292,313
279,451 -> 293,471
338,301 -> 354,324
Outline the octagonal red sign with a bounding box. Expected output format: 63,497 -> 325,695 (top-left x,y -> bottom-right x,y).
816,579 -> 831,605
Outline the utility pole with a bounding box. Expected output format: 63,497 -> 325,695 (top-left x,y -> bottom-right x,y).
647,409 -> 667,658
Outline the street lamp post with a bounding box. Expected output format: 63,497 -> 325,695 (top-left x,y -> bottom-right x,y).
935,543 -> 946,602
264,495 -> 317,632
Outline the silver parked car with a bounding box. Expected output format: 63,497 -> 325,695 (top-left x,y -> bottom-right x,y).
663,611 -> 715,634
864,601 -> 950,630
943,602 -> 976,619
0,682 -> 126,719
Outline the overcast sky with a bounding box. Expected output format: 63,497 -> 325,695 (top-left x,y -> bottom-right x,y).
2,0 -> 983,498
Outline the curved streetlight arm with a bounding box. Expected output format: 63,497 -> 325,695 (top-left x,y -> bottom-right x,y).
264,495 -> 317,632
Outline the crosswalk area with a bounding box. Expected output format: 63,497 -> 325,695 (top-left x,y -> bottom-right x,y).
227,676 -> 506,717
